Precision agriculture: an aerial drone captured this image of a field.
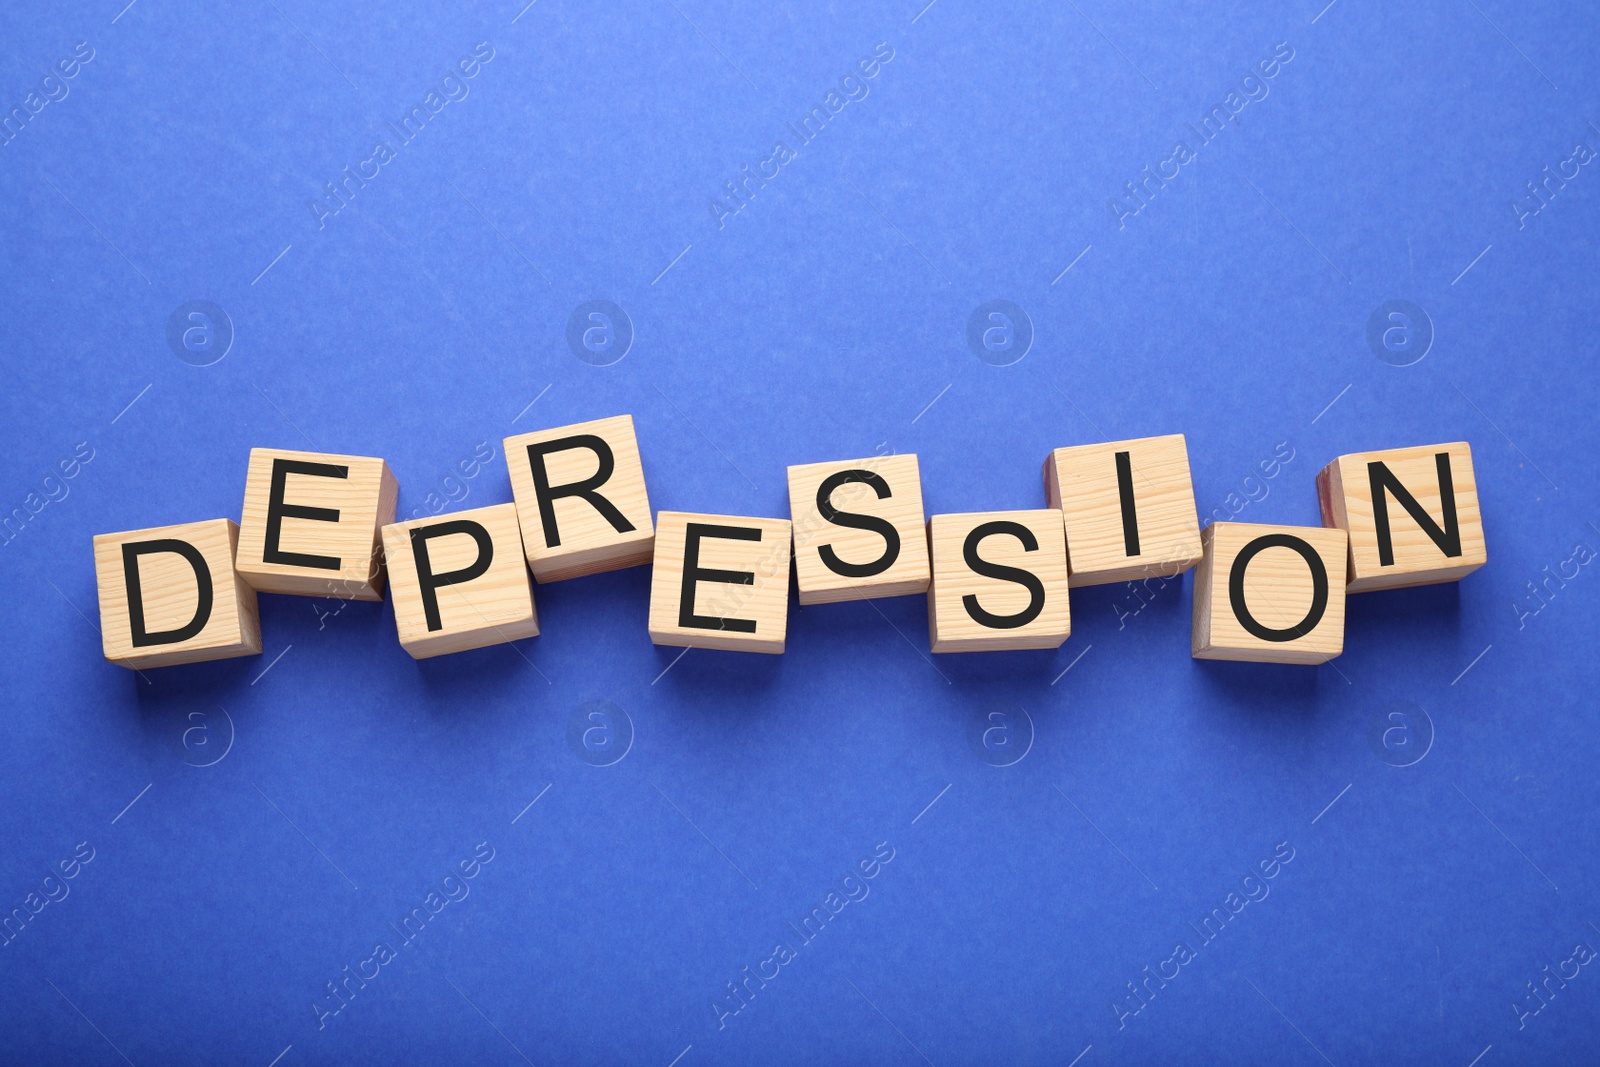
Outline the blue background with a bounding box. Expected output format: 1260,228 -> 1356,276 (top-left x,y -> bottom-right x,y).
2,0 -> 1597,1063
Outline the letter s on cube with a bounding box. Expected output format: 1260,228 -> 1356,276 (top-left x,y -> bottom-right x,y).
927,509 -> 1071,653
787,453 -> 930,605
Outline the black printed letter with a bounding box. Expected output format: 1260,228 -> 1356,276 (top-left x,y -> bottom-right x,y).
525,435 -> 635,548
962,521 -> 1045,629
1228,534 -> 1328,642
409,521 -> 494,631
680,523 -> 760,632
1368,453 -> 1461,567
123,540 -> 212,646
815,469 -> 899,578
1114,450 -> 1141,557
264,458 -> 348,570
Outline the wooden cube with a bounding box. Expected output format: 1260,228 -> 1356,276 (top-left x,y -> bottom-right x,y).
380,503 -> 538,659
648,512 -> 792,654
1044,433 -> 1202,587
787,453 -> 930,604
93,518 -> 262,669
236,447 -> 398,601
1191,522 -> 1348,664
504,415 -> 654,583
927,510 -> 1071,653
1317,441 -> 1486,592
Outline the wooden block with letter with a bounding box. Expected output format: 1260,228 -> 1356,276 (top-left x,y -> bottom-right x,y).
504,415 -> 654,583
380,503 -> 538,659
93,518 -> 262,669
787,453 -> 930,604
648,511 -> 792,653
1043,433 -> 1202,587
1191,522 -> 1347,664
1317,441 -> 1486,592
927,509 -> 1071,653
236,447 -> 398,600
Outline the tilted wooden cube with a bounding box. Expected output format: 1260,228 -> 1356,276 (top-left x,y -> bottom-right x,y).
1044,433 -> 1202,587
504,415 -> 654,583
236,447 -> 398,600
1191,522 -> 1348,664
648,512 -> 792,653
381,504 -> 538,659
787,453 -> 930,604
93,518 -> 262,669
927,510 -> 1071,653
1317,441 -> 1486,592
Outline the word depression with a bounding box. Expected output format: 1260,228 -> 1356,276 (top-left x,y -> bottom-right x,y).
90,418 -> 1487,669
